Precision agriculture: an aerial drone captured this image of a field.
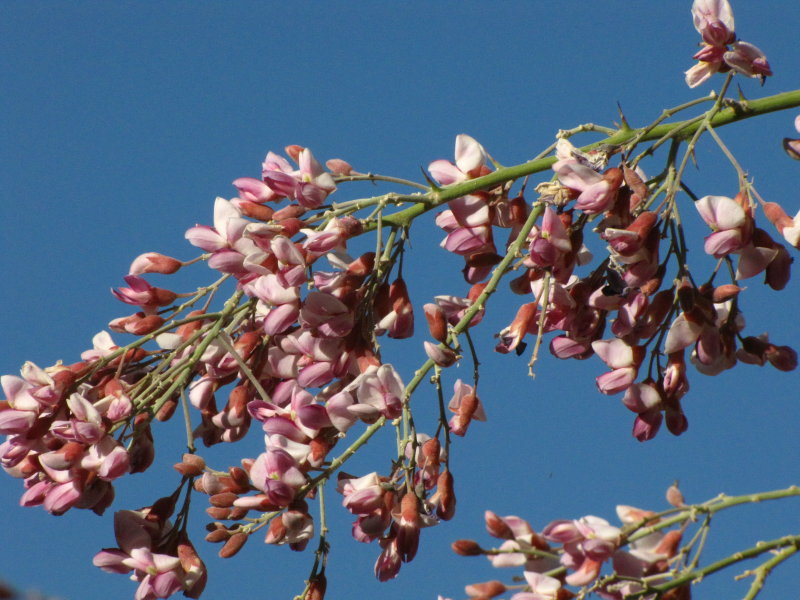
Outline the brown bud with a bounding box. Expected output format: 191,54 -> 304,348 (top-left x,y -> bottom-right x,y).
451,539 -> 483,556
265,516 -> 287,545
129,252 -> 183,276
465,581 -> 506,598
623,164 -> 649,203
273,204 -> 307,221
177,310 -> 206,339
661,584 -> 692,600
305,573 -> 327,600
205,528 -> 231,543
436,470 -> 456,521
152,287 -> 179,307
766,245 -> 792,290
458,393 -> 480,421
228,466 -> 252,492
421,437 -> 441,465
466,252 -> 502,268
174,453 -> 206,477
150,495 -> 177,521
229,507 -> 250,520
401,491 -> 420,524
209,492 -> 238,508
155,398 -> 178,422
127,314 -> 166,335
468,282 -> 488,303
484,510 -> 513,539
338,216 -> 363,238
655,529 -> 683,557
423,303 -> 448,342
765,344 -> 798,371
346,252 -> 375,277
206,506 -> 232,520
237,200 -> 274,221
219,532 -> 248,558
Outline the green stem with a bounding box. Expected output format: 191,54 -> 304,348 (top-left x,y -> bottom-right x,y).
363,88 -> 800,230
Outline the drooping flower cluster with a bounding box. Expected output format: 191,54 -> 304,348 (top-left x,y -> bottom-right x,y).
2,5 -> 800,596
685,0 -> 772,87
94,508 -> 206,600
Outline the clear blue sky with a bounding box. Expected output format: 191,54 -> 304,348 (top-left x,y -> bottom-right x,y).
2,2 -> 799,599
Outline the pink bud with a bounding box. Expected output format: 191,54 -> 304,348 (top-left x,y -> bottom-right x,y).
666,482 -> 685,507
325,158 -> 354,175
129,252 -> 182,275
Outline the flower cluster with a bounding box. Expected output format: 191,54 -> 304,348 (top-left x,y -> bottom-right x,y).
94,508 -> 206,600
685,0 -> 772,87
2,5 -> 800,596
446,488 -> 686,600
1,349 -> 135,515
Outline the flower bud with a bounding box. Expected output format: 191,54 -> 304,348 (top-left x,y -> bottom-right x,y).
424,341 -> 458,367
129,252 -> 183,276
155,398 -> 178,421
305,572 -> 327,600
206,507 -> 231,520
711,284 -> 742,303
273,204 -> 307,221
435,470 -> 456,521
451,539 -> 482,556
666,482 -> 685,507
655,530 -> 683,557
765,344 -> 798,372
174,453 -> 206,477
237,200 -> 274,221
465,581 -> 506,598
325,158 -> 353,175
423,303 -> 448,342
484,510 -> 513,539
209,492 -> 238,508
205,528 -> 231,543
219,532 -> 248,558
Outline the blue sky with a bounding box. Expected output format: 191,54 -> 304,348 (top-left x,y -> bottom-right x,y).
2,3 -> 799,599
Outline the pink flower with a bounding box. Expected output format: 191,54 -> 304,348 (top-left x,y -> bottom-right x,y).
692,0 -> 735,46
346,364 -> 406,423
111,276 -> 177,314
262,147 -> 336,209
591,339 -> 644,395
447,380 -> 486,436
428,134 -> 489,185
